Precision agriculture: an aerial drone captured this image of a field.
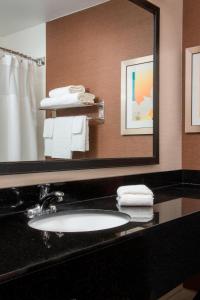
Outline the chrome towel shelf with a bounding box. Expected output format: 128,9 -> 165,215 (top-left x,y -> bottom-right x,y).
40,100 -> 105,123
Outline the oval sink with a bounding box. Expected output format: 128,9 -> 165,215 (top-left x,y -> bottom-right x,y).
28,209 -> 131,233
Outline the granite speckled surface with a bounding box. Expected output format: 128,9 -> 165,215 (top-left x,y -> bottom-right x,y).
0,182 -> 200,299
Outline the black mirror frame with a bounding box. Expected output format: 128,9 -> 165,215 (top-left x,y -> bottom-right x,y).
0,0 -> 159,175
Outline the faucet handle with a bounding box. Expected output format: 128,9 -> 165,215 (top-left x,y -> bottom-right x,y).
11,187 -> 24,208
38,184 -> 51,201
54,191 -> 64,202
27,204 -> 41,219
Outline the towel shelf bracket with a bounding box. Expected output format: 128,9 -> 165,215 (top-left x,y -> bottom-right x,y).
40,100 -> 105,123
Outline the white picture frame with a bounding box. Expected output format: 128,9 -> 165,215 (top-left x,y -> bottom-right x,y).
185,46 -> 200,132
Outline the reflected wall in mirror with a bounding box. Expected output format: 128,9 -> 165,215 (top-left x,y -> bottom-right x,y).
46,0 -> 154,160
0,0 -> 159,173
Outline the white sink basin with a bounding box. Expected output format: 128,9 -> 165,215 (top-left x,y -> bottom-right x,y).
28,209 -> 131,233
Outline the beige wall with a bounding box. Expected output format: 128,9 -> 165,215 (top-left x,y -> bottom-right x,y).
0,0 -> 183,188
182,0 -> 200,169
46,0 -> 153,159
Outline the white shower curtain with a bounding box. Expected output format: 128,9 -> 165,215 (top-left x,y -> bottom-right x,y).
0,53 -> 38,161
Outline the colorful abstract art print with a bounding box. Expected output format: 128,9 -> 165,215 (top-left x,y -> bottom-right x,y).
121,55 -> 153,135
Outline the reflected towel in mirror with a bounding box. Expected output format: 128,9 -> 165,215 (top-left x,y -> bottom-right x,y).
40,93 -> 95,108
43,118 -> 54,138
52,117 -> 73,159
71,116 -> 89,152
44,138 -> 53,157
49,85 -> 85,97
117,204 -> 153,223
43,118 -> 55,157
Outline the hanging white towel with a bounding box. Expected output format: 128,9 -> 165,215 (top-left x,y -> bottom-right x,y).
49,85 -> 85,98
117,205 -> 153,223
44,138 -> 53,157
52,117 -> 73,159
117,185 -> 153,197
71,116 -> 89,152
72,117 -> 84,134
117,194 -> 154,207
43,118 -> 54,138
43,118 -> 54,157
40,93 -> 95,108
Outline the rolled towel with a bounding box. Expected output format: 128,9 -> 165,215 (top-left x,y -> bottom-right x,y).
40,93 -> 95,108
117,185 -> 153,197
117,204 -> 153,223
117,194 -> 154,207
49,85 -> 85,98
79,93 -> 95,104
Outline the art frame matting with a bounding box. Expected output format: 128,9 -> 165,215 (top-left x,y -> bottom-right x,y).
185,46 -> 200,133
121,55 -> 153,135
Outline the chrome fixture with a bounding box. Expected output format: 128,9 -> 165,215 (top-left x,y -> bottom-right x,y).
39,100 -> 105,123
40,191 -> 64,211
11,187 -> 23,208
41,231 -> 65,249
0,46 -> 45,66
27,184 -> 64,219
39,184 -> 51,202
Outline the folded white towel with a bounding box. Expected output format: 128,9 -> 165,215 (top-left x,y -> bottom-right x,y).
71,116 -> 89,152
52,117 -> 73,159
117,194 -> 154,207
40,93 -> 95,108
117,204 -> 153,223
117,185 -> 153,197
43,118 -> 54,138
49,85 -> 85,98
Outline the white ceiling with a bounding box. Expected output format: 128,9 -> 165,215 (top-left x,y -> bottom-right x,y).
0,0 -> 109,37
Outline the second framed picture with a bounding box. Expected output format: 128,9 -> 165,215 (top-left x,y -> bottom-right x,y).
185,46 -> 200,133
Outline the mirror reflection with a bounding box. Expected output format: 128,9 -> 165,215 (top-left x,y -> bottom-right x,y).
0,0 -> 154,162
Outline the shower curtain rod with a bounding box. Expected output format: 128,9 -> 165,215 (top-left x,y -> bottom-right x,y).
0,46 -> 45,66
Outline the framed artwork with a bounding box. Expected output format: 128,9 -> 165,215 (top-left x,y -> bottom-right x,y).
121,55 -> 153,135
185,46 -> 200,133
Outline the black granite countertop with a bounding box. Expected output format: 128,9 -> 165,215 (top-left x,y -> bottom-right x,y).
0,183 -> 200,289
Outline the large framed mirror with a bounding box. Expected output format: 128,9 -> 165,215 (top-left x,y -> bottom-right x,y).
0,0 -> 159,174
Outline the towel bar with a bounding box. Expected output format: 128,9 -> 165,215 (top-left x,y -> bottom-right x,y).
40,100 -> 105,123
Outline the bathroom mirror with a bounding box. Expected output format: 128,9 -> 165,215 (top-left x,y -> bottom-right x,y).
0,0 -> 159,174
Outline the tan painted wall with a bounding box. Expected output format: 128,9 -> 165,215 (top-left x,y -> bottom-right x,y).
46,0 -> 153,159
182,0 -> 200,169
0,0 -> 183,188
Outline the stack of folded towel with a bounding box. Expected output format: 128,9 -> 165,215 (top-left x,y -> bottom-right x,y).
117,185 -> 154,223
40,85 -> 95,108
117,185 -> 154,207
43,115 -> 89,159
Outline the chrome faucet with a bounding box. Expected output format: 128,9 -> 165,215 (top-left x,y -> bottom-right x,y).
27,184 -> 64,218
40,191 -> 64,210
